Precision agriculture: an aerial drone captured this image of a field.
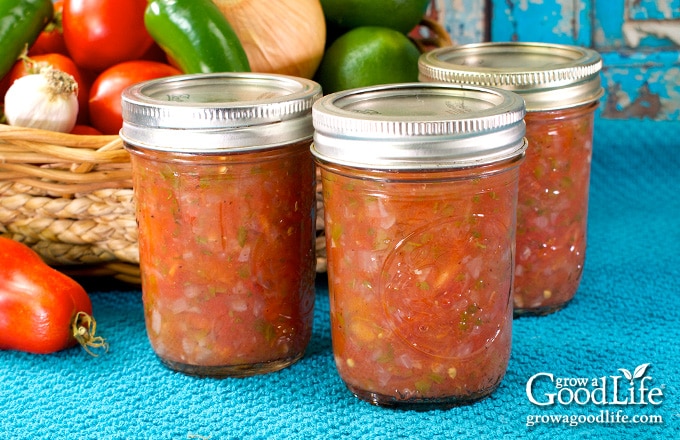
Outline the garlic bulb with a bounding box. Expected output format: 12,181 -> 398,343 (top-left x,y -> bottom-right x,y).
4,68 -> 79,133
213,0 -> 326,79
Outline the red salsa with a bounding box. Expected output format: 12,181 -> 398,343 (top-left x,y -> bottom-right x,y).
514,103 -> 597,314
318,161 -> 520,406
129,142 -> 316,376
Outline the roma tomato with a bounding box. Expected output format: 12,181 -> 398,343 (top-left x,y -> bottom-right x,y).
62,0 -> 153,72
28,1 -> 68,56
88,60 -> 181,135
70,124 -> 102,135
0,237 -> 107,355
5,53 -> 91,124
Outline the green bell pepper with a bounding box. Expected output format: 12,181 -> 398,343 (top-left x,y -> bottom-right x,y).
144,0 -> 250,74
0,0 -> 53,79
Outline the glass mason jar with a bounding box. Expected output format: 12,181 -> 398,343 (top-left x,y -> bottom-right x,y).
419,42 -> 604,316
120,73 -> 321,377
312,83 -> 527,408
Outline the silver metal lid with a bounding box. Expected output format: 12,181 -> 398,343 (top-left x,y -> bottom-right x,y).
120,72 -> 322,153
418,42 -> 604,111
311,82 -> 527,170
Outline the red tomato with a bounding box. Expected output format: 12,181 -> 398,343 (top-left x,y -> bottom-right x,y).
0,75 -> 11,100
62,0 -> 153,72
140,42 -> 169,64
5,53 -> 91,125
70,125 -> 103,135
0,237 -> 106,355
88,60 -> 181,135
28,1 -> 69,56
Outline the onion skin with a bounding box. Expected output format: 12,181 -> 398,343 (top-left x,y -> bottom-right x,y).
212,0 -> 326,79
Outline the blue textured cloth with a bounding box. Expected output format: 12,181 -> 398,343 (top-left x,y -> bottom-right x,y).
1,118 -> 679,439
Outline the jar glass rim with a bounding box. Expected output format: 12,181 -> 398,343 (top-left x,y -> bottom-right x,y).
311,82 -> 527,170
418,42 -> 604,111
121,72 -> 322,153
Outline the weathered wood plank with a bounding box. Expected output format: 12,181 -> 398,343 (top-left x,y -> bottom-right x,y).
478,0 -> 680,120
490,0 -> 591,45
600,51 -> 680,120
425,0 -> 487,45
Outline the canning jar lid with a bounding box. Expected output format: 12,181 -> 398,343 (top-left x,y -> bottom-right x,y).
120,72 -> 322,153
311,82 -> 527,170
418,42 -> 603,111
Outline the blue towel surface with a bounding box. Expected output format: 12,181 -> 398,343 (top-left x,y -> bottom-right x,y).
1,119 -> 679,439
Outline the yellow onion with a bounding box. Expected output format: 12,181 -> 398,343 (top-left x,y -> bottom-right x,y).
213,0 -> 326,79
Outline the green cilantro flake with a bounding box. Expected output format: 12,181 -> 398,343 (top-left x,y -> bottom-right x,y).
237,226 -> 248,247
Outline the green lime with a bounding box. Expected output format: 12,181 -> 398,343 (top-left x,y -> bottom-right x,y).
315,26 -> 421,94
320,0 -> 431,34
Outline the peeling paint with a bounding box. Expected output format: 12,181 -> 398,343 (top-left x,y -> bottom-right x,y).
551,0 -> 578,39
597,0 -> 680,48
627,0 -> 680,20
622,0 -> 680,47
623,20 -> 680,47
601,61 -> 680,120
436,0 -> 679,120
603,82 -> 663,119
518,0 -> 545,12
491,0 -> 584,43
426,0 -> 485,45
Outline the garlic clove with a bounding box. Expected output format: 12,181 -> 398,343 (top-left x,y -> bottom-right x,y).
4,68 -> 79,133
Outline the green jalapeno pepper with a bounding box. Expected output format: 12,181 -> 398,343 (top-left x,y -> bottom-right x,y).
0,0 -> 53,79
144,0 -> 250,74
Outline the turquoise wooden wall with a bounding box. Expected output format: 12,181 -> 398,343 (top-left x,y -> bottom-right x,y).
426,0 -> 680,121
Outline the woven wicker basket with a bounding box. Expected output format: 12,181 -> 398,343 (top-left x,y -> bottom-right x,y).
0,124 -> 329,283
0,124 -> 142,282
0,18 -> 449,283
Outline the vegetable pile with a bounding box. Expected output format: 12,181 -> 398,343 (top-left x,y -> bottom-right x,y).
0,0 -> 178,135
0,0 -> 328,136
0,0 -> 434,137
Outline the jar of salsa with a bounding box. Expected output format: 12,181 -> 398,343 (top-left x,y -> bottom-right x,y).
312,83 -> 527,408
419,43 -> 604,316
120,73 -> 321,377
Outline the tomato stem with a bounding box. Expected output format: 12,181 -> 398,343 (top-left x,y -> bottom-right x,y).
72,311 -> 109,357
17,44 -> 49,75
